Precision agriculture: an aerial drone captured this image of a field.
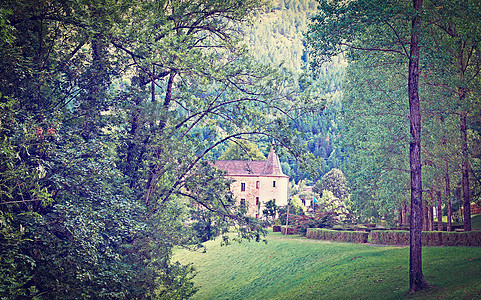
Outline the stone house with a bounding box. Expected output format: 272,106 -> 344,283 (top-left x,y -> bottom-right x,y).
214,148 -> 289,218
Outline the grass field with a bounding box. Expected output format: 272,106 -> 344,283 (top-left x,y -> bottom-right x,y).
174,227 -> 481,299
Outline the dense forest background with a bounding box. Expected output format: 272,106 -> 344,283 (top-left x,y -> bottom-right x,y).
210,0 -> 347,183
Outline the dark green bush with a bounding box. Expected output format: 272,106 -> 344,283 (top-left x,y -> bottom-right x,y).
368,230 -> 409,245
306,228 -> 369,243
437,231 -> 481,247
281,226 -> 298,235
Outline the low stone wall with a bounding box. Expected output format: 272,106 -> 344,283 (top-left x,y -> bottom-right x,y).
306,228 -> 481,247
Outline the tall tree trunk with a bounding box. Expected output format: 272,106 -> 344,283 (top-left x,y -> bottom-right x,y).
408,0 -> 429,292
399,206 -> 403,227
460,112 -> 471,231
437,191 -> 443,231
446,161 -> 452,231
422,197 -> 428,231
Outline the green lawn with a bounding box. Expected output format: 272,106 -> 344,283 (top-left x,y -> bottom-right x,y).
174,232 -> 481,299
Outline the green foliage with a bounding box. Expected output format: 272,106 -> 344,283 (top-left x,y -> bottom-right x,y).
241,0 -> 346,183
368,230 -> 481,247
313,168 -> 348,199
305,0 -> 481,227
262,199 -> 278,220
243,0 -> 319,75
315,190 -> 350,217
278,202 -> 304,226
1,0 -> 308,298
306,228 -> 369,243
218,140 -> 266,161
290,209 -> 343,236
289,195 -> 306,212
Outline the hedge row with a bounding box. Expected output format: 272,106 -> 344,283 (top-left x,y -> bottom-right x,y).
306,228 -> 369,243
421,231 -> 481,247
306,229 -> 481,247
280,226 -> 298,235
368,230 -> 409,245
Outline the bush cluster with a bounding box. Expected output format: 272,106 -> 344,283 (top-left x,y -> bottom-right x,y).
368,230 -> 410,245
280,226 -> 298,235
306,228 -> 369,243
306,229 -> 481,247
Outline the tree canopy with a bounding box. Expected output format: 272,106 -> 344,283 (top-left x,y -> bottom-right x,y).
306,0 -> 481,293
0,0 -> 323,298
219,140 -> 267,161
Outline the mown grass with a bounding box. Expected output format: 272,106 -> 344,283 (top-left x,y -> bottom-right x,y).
174,232 -> 481,299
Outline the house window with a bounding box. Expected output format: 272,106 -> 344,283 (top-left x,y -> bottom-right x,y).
241,182 -> 246,192
273,181 -> 276,187
241,198 -> 246,206
256,181 -> 260,189
256,197 -> 259,206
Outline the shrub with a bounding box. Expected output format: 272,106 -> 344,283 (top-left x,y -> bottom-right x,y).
307,229 -> 481,247
368,230 -> 410,245
287,203 -> 353,236
306,228 -> 369,243
280,226 -> 297,235
290,210 -> 339,236
436,231 -> 481,247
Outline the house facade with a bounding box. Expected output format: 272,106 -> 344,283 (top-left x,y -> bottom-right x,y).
214,148 -> 289,218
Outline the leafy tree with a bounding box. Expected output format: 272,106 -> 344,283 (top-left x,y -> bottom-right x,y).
278,198 -> 305,226
421,0 -> 481,231
306,0 -> 430,292
339,49 -> 412,224
0,0 -> 320,298
313,168 -> 348,200
219,140 -> 266,161
317,190 -> 350,216
289,194 -> 351,236
290,195 -> 307,213
263,199 -> 279,221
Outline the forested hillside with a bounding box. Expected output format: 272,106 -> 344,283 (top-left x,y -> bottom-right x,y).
239,0 -> 347,183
